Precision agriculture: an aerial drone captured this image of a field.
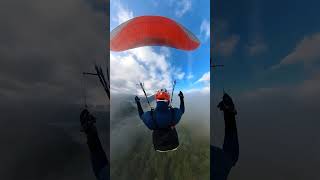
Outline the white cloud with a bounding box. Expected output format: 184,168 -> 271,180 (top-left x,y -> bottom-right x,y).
174,71 -> 185,80
187,73 -> 194,80
216,34 -> 240,57
111,0 -> 134,25
186,71 -> 211,94
246,39 -> 268,56
213,20 -> 240,57
159,47 -> 171,57
185,86 -> 210,94
243,72 -> 320,102
272,32 -> 320,69
111,47 -> 186,96
195,71 -> 210,84
200,19 -> 210,41
173,0 -> 192,17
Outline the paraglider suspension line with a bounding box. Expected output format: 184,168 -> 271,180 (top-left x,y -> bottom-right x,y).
139,82 -> 153,110
170,80 -> 176,106
82,73 -> 88,108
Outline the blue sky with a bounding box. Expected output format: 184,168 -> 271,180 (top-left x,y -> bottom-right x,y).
110,0 -> 210,96
212,0 -> 320,96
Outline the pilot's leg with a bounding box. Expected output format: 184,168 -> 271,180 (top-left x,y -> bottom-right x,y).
222,112 -> 239,166
86,127 -> 109,178
81,109 -> 109,179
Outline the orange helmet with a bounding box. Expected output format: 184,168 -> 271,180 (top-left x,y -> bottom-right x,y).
155,89 -> 170,102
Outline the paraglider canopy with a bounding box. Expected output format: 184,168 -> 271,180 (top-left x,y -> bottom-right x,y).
110,16 -> 200,51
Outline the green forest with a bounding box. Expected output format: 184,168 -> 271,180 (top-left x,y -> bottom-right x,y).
111,125 -> 210,180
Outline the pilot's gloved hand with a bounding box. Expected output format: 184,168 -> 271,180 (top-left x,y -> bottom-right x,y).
178,91 -> 184,99
135,96 -> 140,103
218,93 -> 237,115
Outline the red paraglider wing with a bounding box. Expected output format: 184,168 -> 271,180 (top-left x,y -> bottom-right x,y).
110,16 -> 200,51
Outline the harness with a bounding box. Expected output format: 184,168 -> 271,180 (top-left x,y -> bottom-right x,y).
151,107 -> 175,130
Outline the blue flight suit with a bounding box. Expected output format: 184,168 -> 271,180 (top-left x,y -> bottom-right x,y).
136,99 -> 185,130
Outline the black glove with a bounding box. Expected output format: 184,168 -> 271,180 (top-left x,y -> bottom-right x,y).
218,93 -> 237,115
135,96 -> 140,103
178,91 -> 184,99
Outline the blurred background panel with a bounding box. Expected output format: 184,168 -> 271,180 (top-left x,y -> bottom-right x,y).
0,0 -> 109,179
211,0 -> 320,179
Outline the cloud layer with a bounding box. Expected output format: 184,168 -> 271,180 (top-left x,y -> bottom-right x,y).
272,32 -> 320,69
